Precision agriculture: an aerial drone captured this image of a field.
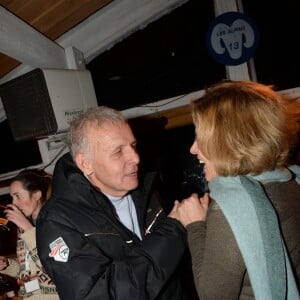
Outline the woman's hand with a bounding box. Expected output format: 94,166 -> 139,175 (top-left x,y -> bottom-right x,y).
169,193 -> 209,227
5,204 -> 33,232
0,256 -> 8,270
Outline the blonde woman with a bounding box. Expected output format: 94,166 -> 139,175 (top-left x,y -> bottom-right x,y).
173,80 -> 300,299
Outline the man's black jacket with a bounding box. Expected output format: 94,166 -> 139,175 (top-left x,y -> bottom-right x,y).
36,153 -> 188,300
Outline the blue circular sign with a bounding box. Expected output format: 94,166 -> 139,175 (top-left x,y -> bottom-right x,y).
206,12 -> 259,66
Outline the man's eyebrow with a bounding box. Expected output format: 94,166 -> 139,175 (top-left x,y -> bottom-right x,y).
110,144 -> 124,152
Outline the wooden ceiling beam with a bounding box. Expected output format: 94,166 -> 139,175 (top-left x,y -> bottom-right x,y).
0,0 -> 188,84
0,6 -> 67,71
58,0 -> 189,64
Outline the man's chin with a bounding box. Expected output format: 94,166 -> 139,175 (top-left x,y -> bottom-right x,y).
126,180 -> 139,191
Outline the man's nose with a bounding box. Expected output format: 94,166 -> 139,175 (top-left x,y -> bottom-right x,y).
130,147 -> 140,164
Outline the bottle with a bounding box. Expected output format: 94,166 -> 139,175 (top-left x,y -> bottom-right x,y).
6,290 -> 18,299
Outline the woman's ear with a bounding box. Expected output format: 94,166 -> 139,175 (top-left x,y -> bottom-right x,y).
33,190 -> 42,202
75,153 -> 93,175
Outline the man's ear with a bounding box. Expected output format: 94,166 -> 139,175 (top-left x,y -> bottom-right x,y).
75,153 -> 93,175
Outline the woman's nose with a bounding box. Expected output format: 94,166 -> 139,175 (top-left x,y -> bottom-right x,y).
11,198 -> 17,206
190,140 -> 198,154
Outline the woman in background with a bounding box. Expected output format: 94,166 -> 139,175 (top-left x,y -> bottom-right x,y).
0,169 -> 59,299
173,80 -> 300,299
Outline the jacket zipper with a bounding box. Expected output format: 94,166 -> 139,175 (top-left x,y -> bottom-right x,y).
145,208 -> 163,235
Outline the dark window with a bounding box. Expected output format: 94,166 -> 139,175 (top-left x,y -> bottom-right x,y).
0,120 -> 42,174
243,0 -> 300,90
87,0 -> 226,110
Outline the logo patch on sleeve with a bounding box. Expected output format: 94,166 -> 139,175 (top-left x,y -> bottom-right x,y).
49,237 -> 70,262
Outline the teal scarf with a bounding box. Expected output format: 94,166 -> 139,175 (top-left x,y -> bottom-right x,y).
208,165 -> 300,300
